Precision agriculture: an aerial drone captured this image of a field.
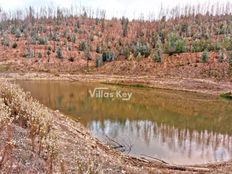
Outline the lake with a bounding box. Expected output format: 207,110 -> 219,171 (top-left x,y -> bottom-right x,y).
16,80 -> 232,165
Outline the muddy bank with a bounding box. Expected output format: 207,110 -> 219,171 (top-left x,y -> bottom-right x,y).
1,72 -> 232,96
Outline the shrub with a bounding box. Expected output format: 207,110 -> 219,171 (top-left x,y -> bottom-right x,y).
31,36 -> 37,45
96,56 -> 103,67
1,36 -> 10,47
222,36 -> 232,51
15,28 -> 21,38
121,17 -> 129,37
175,39 -> 186,53
50,33 -> 59,41
56,47 -> 63,59
96,45 -> 101,53
153,50 -> 162,63
210,41 -> 221,52
153,36 -> 162,63
133,42 -> 151,58
76,21 -> 80,28
218,50 -> 224,62
12,42 -> 17,49
78,41 -> 86,51
48,45 -> 52,51
71,34 -> 76,43
102,52 -> 115,62
220,92 -> 232,100
95,18 -> 100,25
64,39 -> 67,46
67,44 -> 72,51
122,48 -> 130,59
38,37 -> 48,45
164,32 -> 186,55
63,29 -> 69,37
74,28 -> 79,33
11,27 -> 16,34
201,50 -> 209,63
192,39 -> 207,52
181,23 -> 188,33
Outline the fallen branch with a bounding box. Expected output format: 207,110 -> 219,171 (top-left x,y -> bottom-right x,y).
105,135 -> 125,150
140,154 -> 211,172
165,165 -> 211,172
140,154 -> 168,164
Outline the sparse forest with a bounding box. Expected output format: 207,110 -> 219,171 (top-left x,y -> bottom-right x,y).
0,3 -> 232,79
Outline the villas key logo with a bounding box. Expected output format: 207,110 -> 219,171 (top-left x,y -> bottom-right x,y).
89,87 -> 133,101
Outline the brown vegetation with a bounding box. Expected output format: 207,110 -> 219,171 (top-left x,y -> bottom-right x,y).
0,3 -> 232,80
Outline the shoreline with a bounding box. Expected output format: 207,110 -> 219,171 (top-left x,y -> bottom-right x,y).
1,72 -> 232,96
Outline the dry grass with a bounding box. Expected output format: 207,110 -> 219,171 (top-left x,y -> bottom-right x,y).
0,80 -> 57,173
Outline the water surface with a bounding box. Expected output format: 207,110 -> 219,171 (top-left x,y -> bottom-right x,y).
16,80 -> 232,165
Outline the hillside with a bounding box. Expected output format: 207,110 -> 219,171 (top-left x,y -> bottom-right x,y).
0,4 -> 232,80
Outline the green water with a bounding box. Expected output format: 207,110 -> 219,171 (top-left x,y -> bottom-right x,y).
16,80 -> 232,165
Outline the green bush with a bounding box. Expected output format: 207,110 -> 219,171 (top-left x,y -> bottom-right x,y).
96,56 -> 103,67
201,50 -> 209,63
31,36 -> 37,45
220,92 -> 232,100
133,42 -> 151,58
71,34 -> 76,43
63,29 -> 69,37
56,47 -> 63,59
48,45 -> 52,51
153,50 -> 162,63
15,28 -> 21,38
78,41 -> 86,51
175,39 -> 186,53
64,39 -> 67,46
153,36 -> 162,63
222,36 -> 232,51
121,17 -> 129,37
122,48 -> 130,59
38,37 -> 48,45
192,40 -> 205,52
164,32 -> 186,55
181,23 -> 188,33
102,52 -> 115,62
50,33 -> 59,41
67,44 -> 72,51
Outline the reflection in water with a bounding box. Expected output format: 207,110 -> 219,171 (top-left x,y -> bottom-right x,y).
90,120 -> 231,165
16,80 -> 232,165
